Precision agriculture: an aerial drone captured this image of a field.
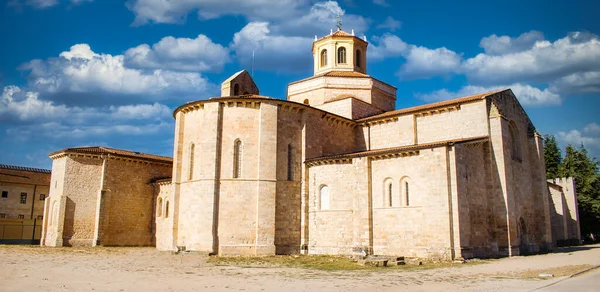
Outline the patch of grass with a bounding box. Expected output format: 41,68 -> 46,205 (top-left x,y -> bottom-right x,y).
208,255 -> 486,271
487,264 -> 593,280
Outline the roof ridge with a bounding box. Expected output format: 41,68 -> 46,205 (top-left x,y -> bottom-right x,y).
0,164 -> 51,174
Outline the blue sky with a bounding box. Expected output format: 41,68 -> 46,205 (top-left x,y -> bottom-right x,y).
1,0 -> 599,169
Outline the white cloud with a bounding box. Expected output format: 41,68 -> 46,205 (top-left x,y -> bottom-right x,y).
583,123 -> 600,135
550,71 -> 600,94
376,16 -> 401,31
2,85 -> 174,144
125,0 -> 306,26
399,46 -> 462,79
125,0 -> 369,38
463,32 -> 600,85
20,44 -> 216,105
369,34 -> 461,79
368,34 -> 410,59
479,30 -> 544,55
124,34 -> 230,72
230,22 -> 313,72
416,83 -> 561,106
270,1 -> 369,37
557,125 -> 600,159
1,85 -> 171,124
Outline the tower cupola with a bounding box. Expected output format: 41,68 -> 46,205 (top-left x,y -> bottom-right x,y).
312,27 -> 368,76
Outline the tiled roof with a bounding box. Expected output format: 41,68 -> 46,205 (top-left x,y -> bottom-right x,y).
332,30 -> 353,37
49,146 -> 173,163
357,89 -> 508,122
305,136 -> 489,163
322,71 -> 369,77
315,29 -> 366,43
288,70 -> 371,86
0,164 -> 51,174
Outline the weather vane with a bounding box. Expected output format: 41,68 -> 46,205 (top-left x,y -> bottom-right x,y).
336,12 -> 342,30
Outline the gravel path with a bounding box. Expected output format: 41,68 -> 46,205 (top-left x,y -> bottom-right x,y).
0,244 -> 599,291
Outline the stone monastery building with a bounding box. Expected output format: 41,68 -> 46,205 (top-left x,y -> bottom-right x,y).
40,28 -> 580,260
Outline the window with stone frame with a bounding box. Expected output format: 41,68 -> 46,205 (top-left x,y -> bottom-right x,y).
20,192 -> 27,204
400,176 -> 412,207
320,49 -> 328,67
355,49 -> 361,68
165,200 -> 170,218
287,144 -> 294,181
509,121 -> 522,161
337,47 -> 346,64
233,139 -> 243,178
384,178 -> 394,207
319,185 -> 330,210
1,191 -> 7,198
189,143 -> 195,181
18,214 -> 24,219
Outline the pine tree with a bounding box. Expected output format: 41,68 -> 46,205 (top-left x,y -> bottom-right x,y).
543,135 -> 562,179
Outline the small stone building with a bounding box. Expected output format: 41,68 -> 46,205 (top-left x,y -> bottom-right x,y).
41,147 -> 172,247
0,164 -> 50,220
547,177 -> 581,246
42,28 -> 580,259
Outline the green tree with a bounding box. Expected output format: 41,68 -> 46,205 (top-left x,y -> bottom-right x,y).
543,135 -> 562,179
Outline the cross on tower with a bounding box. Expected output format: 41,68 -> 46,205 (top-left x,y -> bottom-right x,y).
336,12 -> 342,31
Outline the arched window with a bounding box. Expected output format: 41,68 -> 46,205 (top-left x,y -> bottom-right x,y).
303,99 -> 310,105
157,198 -> 163,217
233,84 -> 240,95
189,143 -> 195,180
233,139 -> 242,178
400,177 -> 412,206
337,47 -> 346,64
287,144 -> 294,181
405,181 -> 410,206
320,49 -> 328,67
319,185 -> 330,210
509,121 -> 522,161
165,200 -> 170,218
355,49 -> 361,68
384,178 -> 393,207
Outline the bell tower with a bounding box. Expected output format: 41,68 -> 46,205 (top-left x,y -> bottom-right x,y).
287,20 -> 396,119
312,27 -> 368,76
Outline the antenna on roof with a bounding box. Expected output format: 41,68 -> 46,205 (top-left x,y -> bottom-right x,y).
252,50 -> 255,78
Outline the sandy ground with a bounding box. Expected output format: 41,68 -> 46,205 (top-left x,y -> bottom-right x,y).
0,244 -> 599,292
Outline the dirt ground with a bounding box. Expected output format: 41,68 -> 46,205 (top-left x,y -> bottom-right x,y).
0,244 -> 599,292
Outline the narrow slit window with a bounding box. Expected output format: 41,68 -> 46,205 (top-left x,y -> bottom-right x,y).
320,185 -> 330,210
165,201 -> 170,218
388,183 -> 393,207
287,144 -> 294,181
233,139 -> 242,178
405,181 -> 410,206
20,193 -> 27,204
189,143 -> 195,180
356,50 -> 361,68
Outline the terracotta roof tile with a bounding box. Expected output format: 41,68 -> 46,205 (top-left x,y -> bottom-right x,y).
357,89 -> 508,122
49,146 -> 173,163
0,164 -> 51,174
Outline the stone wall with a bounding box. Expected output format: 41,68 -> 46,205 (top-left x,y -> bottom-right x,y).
547,177 -> 580,245
0,167 -> 49,219
370,147 -> 453,259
